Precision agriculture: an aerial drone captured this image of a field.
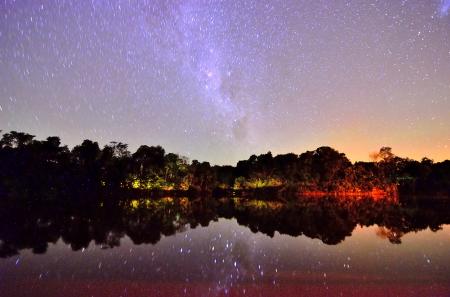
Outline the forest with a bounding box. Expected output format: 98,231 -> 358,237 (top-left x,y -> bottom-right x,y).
0,130 -> 449,201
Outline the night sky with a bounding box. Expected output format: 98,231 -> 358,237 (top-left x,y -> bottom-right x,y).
1,1 -> 449,165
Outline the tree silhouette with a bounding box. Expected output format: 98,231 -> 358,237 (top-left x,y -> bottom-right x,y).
0,130 -> 448,199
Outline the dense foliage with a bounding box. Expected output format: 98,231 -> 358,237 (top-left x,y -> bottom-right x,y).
0,130 -> 449,198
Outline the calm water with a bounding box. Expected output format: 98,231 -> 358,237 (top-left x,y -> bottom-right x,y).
1,197 -> 450,296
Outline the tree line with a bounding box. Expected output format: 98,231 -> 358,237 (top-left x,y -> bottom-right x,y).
0,130 -> 449,199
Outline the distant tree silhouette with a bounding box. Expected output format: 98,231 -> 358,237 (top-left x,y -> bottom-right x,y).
132,145 -> 165,178
0,130 -> 449,199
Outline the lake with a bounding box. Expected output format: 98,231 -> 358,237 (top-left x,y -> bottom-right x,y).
1,196 -> 450,296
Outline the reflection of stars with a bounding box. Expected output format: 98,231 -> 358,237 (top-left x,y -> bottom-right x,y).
196,222 -> 280,295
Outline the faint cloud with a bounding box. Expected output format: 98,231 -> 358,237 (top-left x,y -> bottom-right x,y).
232,116 -> 248,141
439,0 -> 450,17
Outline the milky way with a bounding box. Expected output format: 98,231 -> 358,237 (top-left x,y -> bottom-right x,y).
441,0 -> 450,16
0,0 -> 449,164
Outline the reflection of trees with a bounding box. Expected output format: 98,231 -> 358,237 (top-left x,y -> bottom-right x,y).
232,199 -> 358,244
376,227 -> 404,244
1,195 -> 450,258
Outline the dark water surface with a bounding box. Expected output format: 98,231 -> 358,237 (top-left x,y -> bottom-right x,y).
1,197 -> 450,297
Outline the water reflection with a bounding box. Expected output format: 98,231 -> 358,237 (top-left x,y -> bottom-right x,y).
1,196 -> 449,257
1,196 -> 450,296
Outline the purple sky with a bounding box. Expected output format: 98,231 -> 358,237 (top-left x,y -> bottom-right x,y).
1,0 -> 449,164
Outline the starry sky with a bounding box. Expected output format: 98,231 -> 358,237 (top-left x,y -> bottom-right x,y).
1,0 -> 449,165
